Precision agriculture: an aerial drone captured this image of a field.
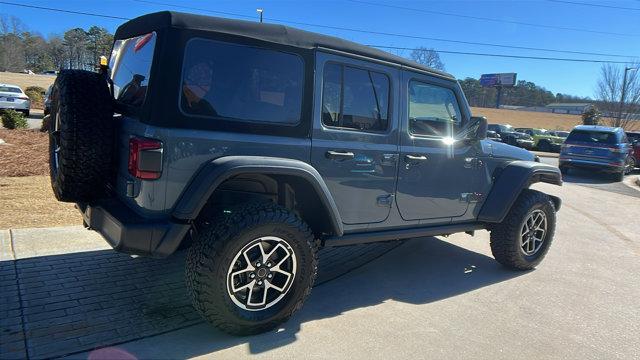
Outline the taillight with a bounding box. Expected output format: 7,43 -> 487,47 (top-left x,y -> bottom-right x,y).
17,96 -> 29,101
128,137 -> 162,180
610,147 -> 625,153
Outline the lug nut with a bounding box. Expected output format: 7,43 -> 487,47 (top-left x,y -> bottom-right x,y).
256,261 -> 261,267
249,273 -> 255,279
267,262 -> 272,267
267,274 -> 273,279
257,280 -> 263,285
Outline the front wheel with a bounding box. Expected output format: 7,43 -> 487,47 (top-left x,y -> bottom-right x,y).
489,189 -> 556,270
185,202 -> 319,335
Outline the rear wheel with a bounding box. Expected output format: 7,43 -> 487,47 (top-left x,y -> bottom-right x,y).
624,156 -> 635,175
186,202 -> 319,335
489,190 -> 556,270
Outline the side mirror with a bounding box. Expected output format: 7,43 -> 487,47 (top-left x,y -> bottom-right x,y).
458,116 -> 488,141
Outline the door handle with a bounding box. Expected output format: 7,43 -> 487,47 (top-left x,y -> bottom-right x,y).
326,150 -> 355,160
404,154 -> 428,162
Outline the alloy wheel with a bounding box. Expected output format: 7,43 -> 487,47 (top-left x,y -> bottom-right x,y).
226,236 -> 297,311
520,209 -> 547,256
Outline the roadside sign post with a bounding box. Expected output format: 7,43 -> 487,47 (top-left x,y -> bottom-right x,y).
480,73 -> 517,109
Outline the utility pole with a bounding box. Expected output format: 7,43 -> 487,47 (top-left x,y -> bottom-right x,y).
619,66 -> 638,126
257,8 -> 263,23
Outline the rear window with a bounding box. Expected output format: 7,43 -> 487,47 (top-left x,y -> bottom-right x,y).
110,32 -> 157,108
0,86 -> 22,93
179,38 -> 304,125
566,130 -> 618,144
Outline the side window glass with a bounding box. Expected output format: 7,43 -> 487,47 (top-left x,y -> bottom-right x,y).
321,63 -> 390,132
321,63 -> 342,127
408,81 -> 462,138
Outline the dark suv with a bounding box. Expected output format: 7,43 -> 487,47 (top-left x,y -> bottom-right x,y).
560,125 -> 635,181
47,12 -> 562,336
487,124 -> 535,149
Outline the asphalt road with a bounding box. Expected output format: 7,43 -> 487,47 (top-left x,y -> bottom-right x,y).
67,179 -> 639,359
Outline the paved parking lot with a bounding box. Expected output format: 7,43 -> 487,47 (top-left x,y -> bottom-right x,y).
1,173 -> 639,359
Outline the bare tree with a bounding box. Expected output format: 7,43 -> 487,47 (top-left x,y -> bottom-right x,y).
596,63 -> 640,129
410,47 -> 445,71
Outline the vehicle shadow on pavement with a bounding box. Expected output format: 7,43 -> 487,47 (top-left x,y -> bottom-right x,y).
178,237 -> 523,357
561,169 -> 620,184
3,236 -> 523,358
75,236 -> 525,359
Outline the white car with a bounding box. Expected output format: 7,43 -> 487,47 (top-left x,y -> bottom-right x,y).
0,83 -> 31,117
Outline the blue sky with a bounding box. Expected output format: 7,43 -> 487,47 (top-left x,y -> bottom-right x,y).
2,0 -> 639,98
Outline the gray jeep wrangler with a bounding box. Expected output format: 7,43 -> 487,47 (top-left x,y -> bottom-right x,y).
48,11 -> 561,335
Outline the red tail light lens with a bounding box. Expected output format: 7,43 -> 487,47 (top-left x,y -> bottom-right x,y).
17,96 -> 29,100
128,137 -> 162,180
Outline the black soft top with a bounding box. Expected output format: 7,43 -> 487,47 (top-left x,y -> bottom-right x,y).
115,11 -> 454,79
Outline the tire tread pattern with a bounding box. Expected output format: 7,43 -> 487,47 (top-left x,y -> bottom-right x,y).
185,202 -> 319,335
49,70 -> 113,202
489,189 -> 556,270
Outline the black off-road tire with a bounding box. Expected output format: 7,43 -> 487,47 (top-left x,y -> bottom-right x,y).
489,189 -> 556,270
49,70 -> 114,202
185,202 -> 319,335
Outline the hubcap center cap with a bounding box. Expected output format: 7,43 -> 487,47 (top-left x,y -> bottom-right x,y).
257,268 -> 268,278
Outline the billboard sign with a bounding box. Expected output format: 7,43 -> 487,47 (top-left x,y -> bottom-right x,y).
480,73 -> 517,87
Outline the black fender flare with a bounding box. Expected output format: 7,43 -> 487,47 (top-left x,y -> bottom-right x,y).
172,156 -> 344,236
478,160 -> 562,223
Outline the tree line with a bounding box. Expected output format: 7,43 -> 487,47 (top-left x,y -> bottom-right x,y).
0,16 -> 112,73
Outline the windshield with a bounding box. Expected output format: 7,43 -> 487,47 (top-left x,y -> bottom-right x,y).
566,130 -> 618,144
109,32 -> 157,108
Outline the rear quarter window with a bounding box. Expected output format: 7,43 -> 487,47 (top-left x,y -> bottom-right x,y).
179,38 -> 304,125
110,32 -> 157,108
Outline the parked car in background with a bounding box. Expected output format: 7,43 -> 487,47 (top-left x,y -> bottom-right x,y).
626,131 -> 640,144
488,124 -> 534,149
0,83 -> 30,117
627,132 -> 640,171
486,130 -> 502,142
515,127 -> 564,152
42,70 -> 58,76
559,125 -> 635,181
548,130 -> 569,140
44,85 -> 53,115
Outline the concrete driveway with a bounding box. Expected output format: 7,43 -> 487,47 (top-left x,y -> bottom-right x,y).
2,176 -> 639,359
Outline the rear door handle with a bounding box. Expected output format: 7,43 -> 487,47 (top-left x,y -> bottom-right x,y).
404,154 -> 428,162
326,150 -> 355,160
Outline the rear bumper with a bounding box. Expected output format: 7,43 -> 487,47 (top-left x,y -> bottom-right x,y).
559,158 -> 624,173
78,198 -> 191,258
0,102 -> 30,111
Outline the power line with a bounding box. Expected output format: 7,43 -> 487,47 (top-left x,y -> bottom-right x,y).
370,45 -> 631,64
348,0 -> 636,37
547,0 -> 640,11
2,0 -> 636,64
133,0 -> 638,59
0,1 -> 129,20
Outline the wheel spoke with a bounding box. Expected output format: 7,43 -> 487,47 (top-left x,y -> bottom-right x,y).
226,236 -> 297,311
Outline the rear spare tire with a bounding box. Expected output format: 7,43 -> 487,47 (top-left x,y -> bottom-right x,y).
49,70 -> 114,202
